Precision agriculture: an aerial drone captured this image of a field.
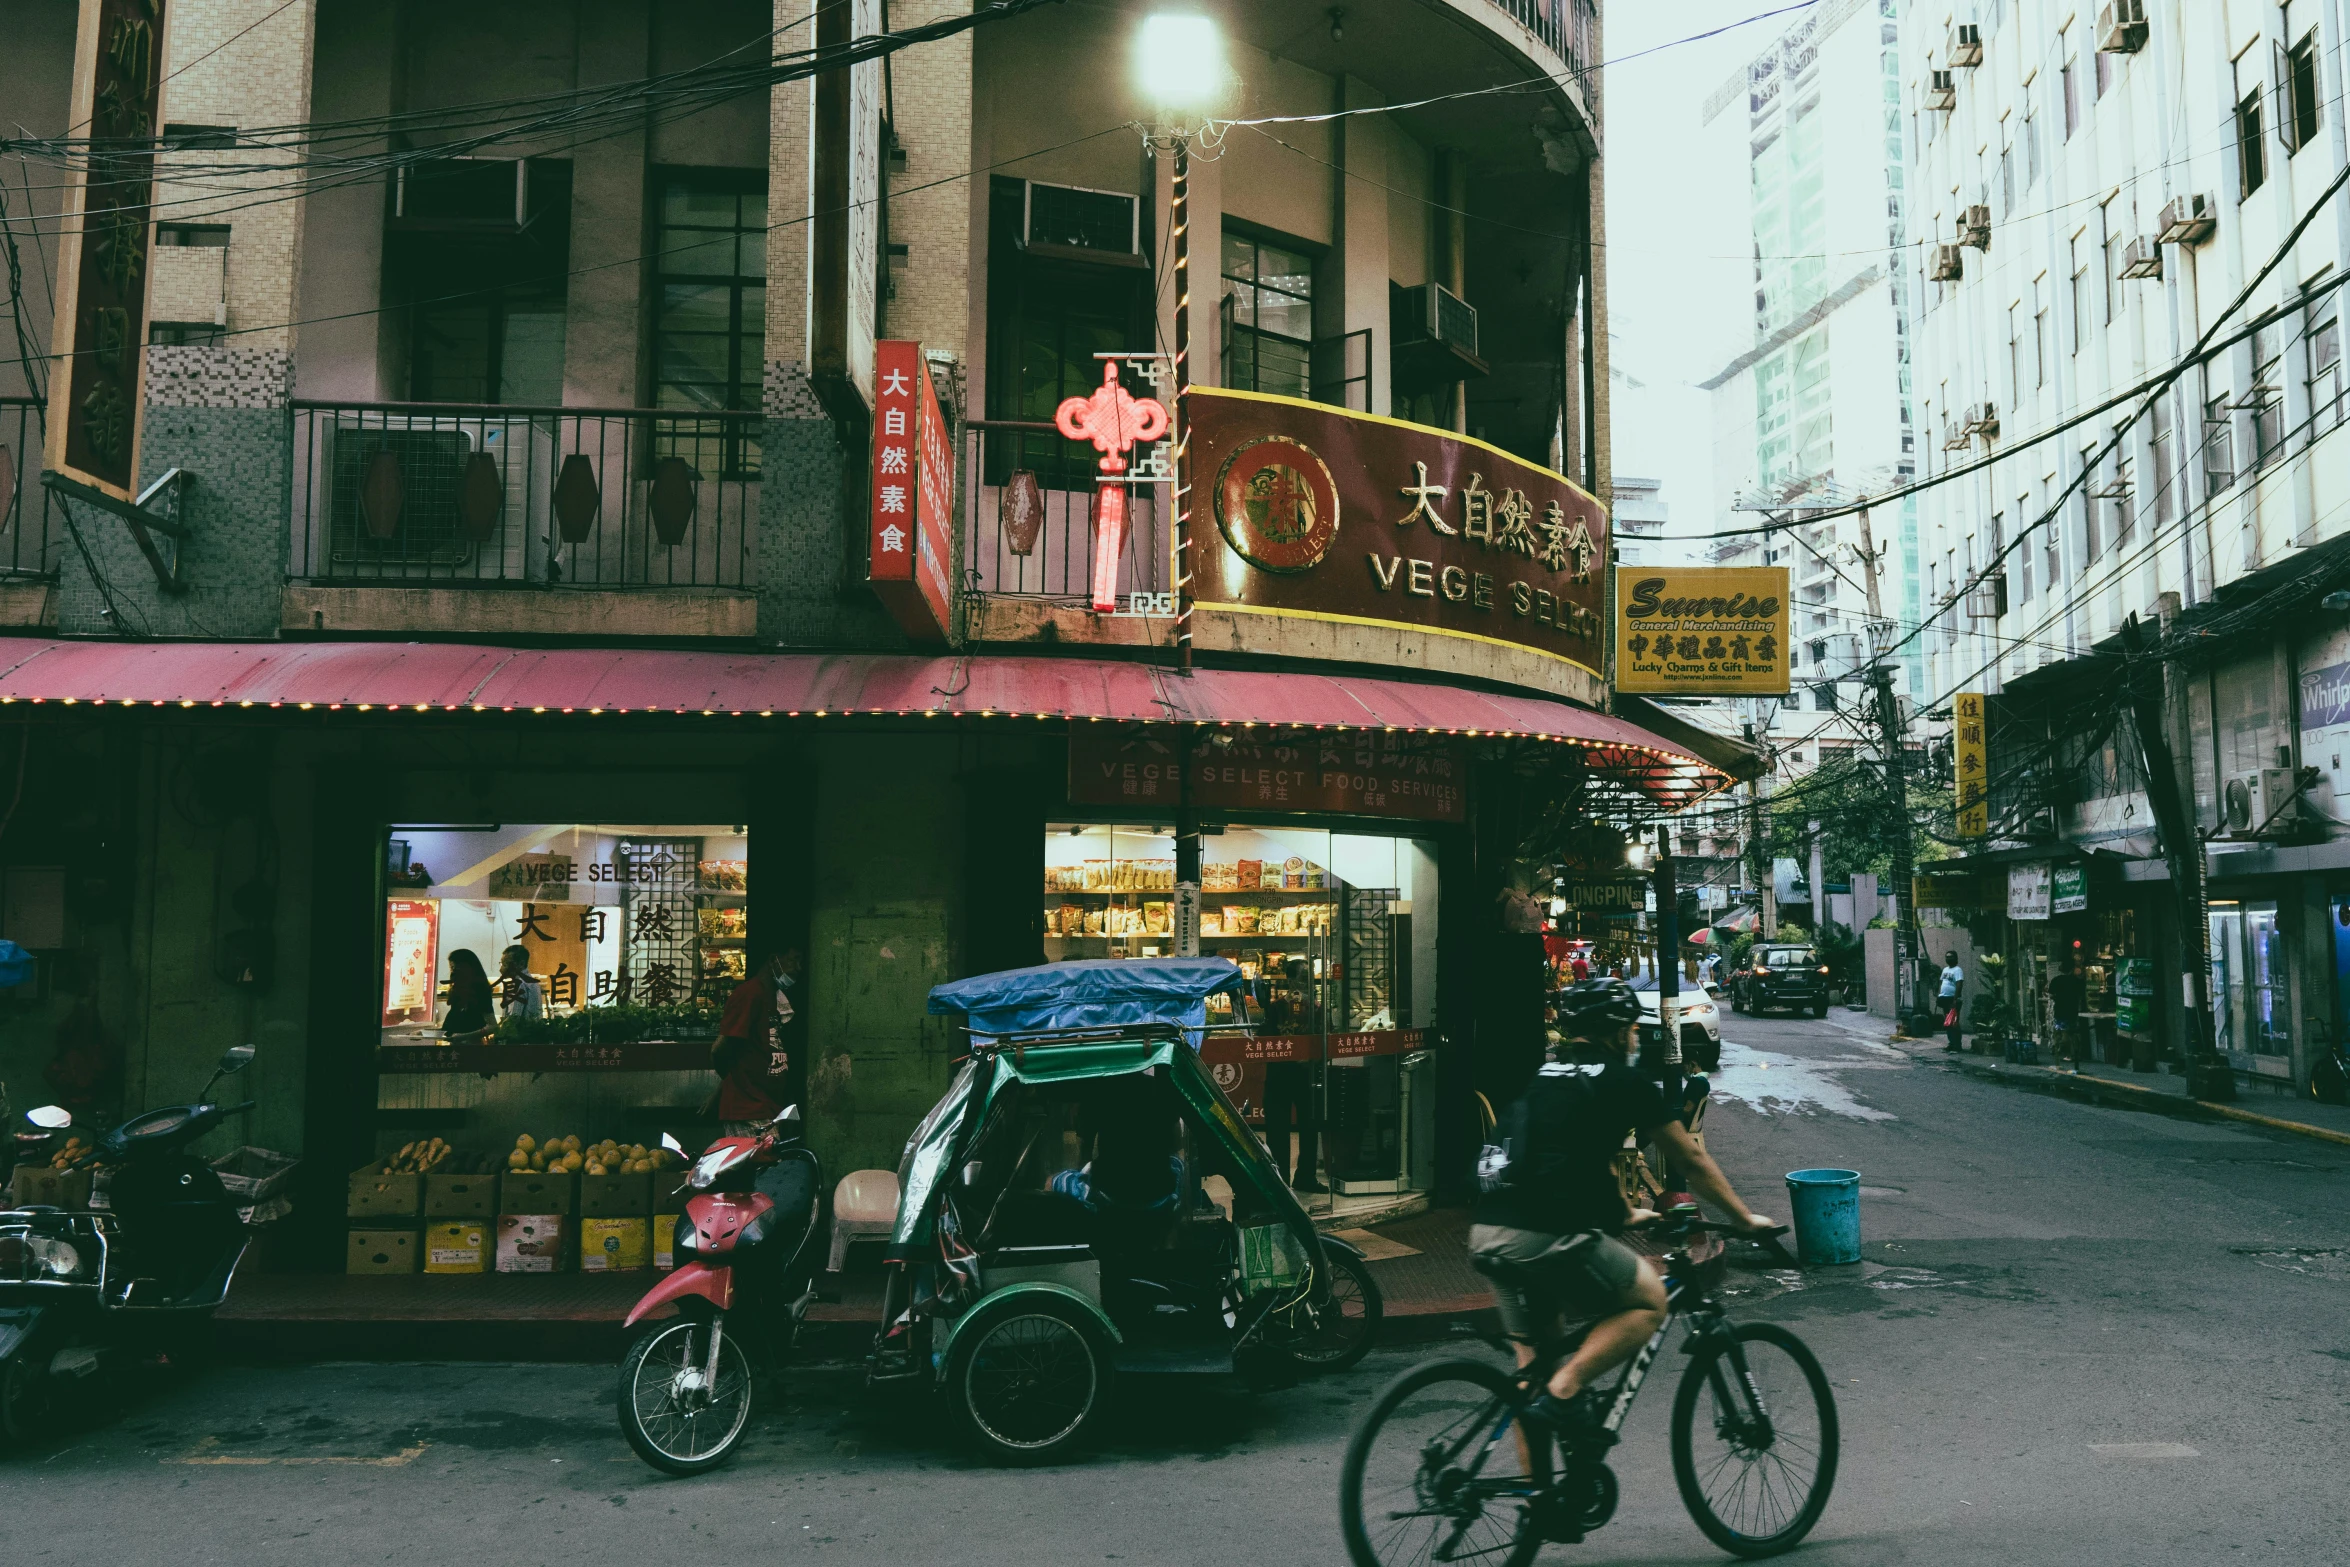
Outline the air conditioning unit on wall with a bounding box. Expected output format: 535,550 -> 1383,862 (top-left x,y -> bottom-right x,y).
2097,0 -> 2149,55
1926,70 -> 1957,111
2222,767 -> 2299,836
1929,244 -> 1965,282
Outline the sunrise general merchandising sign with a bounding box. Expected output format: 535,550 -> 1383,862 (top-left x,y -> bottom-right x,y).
1612,567 -> 1791,696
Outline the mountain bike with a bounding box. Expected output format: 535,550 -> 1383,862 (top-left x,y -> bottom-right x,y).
1339,1214 -> 1837,1564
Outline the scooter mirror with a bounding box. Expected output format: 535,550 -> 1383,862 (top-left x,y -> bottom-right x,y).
26,1105 -> 71,1130
660,1132 -> 687,1157
774,1104 -> 802,1126
219,1043 -> 257,1075
961,1160 -> 985,1187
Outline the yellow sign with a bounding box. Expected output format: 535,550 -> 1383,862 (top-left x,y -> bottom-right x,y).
1954,691 -> 1989,836
1613,567 -> 1790,695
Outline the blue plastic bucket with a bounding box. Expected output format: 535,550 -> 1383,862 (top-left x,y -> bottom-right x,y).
1784,1168 -> 1863,1265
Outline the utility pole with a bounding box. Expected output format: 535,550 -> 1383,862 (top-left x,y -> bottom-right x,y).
1856,502 -> 1918,1023
1652,825 -> 1684,1069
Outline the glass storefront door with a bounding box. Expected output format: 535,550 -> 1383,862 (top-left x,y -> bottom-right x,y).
2208,898 -> 2289,1068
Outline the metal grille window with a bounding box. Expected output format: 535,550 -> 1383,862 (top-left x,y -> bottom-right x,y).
2152,394 -> 2176,531
655,175 -> 766,467
2253,321 -> 2285,464
2306,298 -> 2343,436
1221,230 -> 1314,399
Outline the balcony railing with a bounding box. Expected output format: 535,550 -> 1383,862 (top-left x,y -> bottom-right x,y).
1496,0 -> 1593,72
288,401 -> 758,589
0,397 -> 62,579
961,419 -> 1169,604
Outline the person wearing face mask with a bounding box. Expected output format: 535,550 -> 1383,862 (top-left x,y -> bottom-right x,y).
711,941 -> 803,1134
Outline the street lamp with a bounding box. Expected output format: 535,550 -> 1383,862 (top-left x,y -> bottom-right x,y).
1137,13 -> 1226,674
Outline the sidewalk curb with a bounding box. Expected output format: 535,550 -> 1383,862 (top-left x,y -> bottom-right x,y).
1896,1042 -> 2350,1150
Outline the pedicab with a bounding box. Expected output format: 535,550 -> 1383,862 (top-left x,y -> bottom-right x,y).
866,957 -> 1383,1463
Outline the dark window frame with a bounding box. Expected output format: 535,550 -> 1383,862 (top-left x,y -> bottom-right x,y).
1219,221 -> 1319,400
652,166 -> 767,478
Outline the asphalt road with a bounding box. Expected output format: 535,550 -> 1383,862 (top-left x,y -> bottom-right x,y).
7,1008 -> 2348,1566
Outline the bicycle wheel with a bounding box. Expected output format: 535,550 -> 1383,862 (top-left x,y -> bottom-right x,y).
1270,1241 -> 1385,1372
1670,1323 -> 1838,1558
1340,1358 -> 1548,1567
617,1317 -> 756,1476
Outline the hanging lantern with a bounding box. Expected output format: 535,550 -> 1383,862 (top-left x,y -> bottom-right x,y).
648,456 -> 697,545
360,448 -> 405,540
1002,468 -> 1044,556
1054,362 -> 1168,613
553,453 -> 601,543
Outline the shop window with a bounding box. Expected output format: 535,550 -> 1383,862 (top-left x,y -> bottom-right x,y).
654,170 -> 766,477
2209,900 -> 2289,1060
381,823 -> 749,1042
1042,823 -> 1439,1199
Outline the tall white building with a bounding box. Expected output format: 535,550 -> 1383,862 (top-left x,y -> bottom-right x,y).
1696,0 -> 1925,728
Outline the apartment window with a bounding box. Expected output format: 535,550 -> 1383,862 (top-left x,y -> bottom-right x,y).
2008,304 -> 2024,402
2102,206 -> 2123,325
396,160 -> 574,405
2253,321 -> 2286,463
2044,527 -> 2062,592
2152,394 -> 2176,531
2286,32 -> 2322,154
2062,58 -> 2080,139
2094,48 -> 2113,101
1221,228 -> 1315,398
2018,496 -> 2036,603
2204,392 -> 2237,494
654,172 -> 767,430
1999,140 -> 2015,215
2307,297 -> 2345,436
2034,282 -> 2051,386
985,176 -> 1151,480
1814,685 -> 1839,713
2023,104 -> 2041,187
2113,450 -> 2135,547
2081,445 -> 2102,562
2238,86 -> 2268,197
2070,238 -> 2090,355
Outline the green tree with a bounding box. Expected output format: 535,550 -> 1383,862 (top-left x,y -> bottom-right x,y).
1765,757 -> 1951,890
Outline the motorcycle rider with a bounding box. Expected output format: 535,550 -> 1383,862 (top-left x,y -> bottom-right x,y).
1472,977 -> 1778,1441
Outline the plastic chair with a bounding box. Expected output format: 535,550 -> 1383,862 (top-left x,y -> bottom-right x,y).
827,1169 -> 901,1273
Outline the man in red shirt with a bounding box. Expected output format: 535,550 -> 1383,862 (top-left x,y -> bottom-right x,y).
712,944 -> 802,1134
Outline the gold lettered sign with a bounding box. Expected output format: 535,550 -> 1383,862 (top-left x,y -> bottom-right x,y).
1954,691 -> 1989,837
1614,568 -> 1790,695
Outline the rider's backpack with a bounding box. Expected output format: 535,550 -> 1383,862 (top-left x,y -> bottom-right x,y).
1475,1062 -> 1602,1196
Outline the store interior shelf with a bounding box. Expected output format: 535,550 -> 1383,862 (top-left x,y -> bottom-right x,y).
1044,887 -> 1335,898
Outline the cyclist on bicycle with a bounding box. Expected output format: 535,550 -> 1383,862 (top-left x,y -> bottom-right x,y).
1472,976 -> 1778,1440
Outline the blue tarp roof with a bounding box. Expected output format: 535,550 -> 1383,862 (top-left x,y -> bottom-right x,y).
927,957 -> 1245,1044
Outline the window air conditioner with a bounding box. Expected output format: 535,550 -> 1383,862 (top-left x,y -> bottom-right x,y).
1022,181 -> 1141,257
2157,193 -> 2216,245
2222,767 -> 2298,836
2097,0 -> 2149,55
1926,70 -> 1958,111
1929,243 -> 1965,282
2119,235 -> 2164,279
1394,281 -> 1480,360
322,417 -> 546,578
1961,205 -> 1992,249
1949,25 -> 1984,68
1964,574 -> 2009,619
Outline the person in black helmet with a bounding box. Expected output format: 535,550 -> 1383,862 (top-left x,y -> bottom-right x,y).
1471,976 -> 1778,1443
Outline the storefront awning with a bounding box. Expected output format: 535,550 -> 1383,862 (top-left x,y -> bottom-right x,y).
0,639 -> 1732,803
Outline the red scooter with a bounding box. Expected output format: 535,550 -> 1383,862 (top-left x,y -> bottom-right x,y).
616,1106 -> 824,1474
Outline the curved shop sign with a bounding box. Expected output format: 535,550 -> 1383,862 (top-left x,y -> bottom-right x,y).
1189,389 -> 1607,672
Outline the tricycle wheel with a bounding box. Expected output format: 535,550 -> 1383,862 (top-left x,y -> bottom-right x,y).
947,1296 -> 1111,1465
617,1316 -> 756,1475
1268,1240 -> 1384,1372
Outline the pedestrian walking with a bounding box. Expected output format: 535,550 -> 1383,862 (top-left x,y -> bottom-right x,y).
2049,955 -> 2088,1069
710,942 -> 802,1136
1938,950 -> 1965,1051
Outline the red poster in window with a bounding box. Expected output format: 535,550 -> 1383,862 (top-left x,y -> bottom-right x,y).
868,340 -> 953,643
383,899 -> 441,1026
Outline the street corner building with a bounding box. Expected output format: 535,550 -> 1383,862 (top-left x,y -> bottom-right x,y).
0,0 -> 1758,1322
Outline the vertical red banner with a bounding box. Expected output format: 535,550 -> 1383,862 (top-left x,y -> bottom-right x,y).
868,339 -> 953,643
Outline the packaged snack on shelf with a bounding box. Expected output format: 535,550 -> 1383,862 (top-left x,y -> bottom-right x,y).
1282,855 -> 1307,889
1060,903 -> 1083,935
1231,905 -> 1260,934
1202,862 -> 1237,892
697,859 -> 748,893
1144,901 -> 1170,934
1260,862 -> 1285,890
1201,911 -> 1223,938
1236,859 -> 1261,892
1042,908 -> 1060,936
1302,861 -> 1327,890
1085,908 -> 1107,936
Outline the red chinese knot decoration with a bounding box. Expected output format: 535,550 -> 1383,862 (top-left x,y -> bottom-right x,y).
1055,362 -> 1170,612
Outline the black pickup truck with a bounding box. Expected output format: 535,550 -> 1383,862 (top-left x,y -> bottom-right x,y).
1731,944 -> 1831,1018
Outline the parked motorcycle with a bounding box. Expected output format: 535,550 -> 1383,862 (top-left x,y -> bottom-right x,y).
0,1044 -> 259,1443
615,1105 -> 825,1475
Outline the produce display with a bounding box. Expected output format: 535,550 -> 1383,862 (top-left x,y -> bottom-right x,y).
377,1138 -> 465,1175
506,1132 -> 677,1176
45,1135 -> 90,1171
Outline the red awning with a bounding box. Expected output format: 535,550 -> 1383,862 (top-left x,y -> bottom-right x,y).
0,639 -> 1731,801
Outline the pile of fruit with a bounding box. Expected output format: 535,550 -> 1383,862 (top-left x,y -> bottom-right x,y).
47,1135 -> 89,1170
377,1139 -> 465,1175
508,1133 -> 677,1176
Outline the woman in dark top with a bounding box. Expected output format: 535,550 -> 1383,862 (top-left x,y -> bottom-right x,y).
441,948 -> 495,1040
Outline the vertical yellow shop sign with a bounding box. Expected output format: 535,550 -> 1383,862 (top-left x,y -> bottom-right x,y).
1954,692 -> 1989,836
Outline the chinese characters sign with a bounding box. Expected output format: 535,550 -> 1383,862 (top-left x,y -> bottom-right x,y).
1068,731 -> 1467,823
1613,568 -> 1791,696
868,339 -> 953,643
47,0 -> 169,499
1954,691 -> 1989,836
1186,389 -> 1607,674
